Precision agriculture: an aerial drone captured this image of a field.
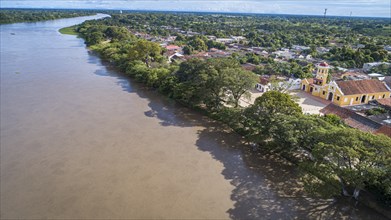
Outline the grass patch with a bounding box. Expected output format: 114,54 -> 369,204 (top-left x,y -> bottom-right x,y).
59,26 -> 78,35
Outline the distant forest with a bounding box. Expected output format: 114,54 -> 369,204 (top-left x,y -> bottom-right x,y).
0,9 -> 96,24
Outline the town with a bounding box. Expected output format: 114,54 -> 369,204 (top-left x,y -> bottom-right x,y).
123,16 -> 391,138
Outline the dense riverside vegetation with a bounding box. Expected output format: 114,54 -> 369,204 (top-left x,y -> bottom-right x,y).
0,9 -> 95,24
74,15 -> 391,212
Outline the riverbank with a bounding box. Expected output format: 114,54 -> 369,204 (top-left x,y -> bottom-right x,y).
59,25 -> 78,35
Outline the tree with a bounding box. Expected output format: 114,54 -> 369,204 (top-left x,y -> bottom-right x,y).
104,26 -> 134,42
301,127 -> 391,200
243,91 -> 302,144
129,40 -> 162,67
224,68 -> 258,108
173,58 -> 212,105
183,45 -> 194,55
188,37 -> 207,51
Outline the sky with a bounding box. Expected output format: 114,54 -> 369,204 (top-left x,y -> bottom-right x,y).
1,0 -> 390,17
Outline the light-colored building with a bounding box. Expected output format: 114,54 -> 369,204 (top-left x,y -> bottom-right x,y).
301,62 -> 391,106
256,76 -> 301,92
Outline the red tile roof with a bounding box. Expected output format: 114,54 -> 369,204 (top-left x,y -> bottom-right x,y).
375,125 -> 391,137
241,63 -> 257,71
336,79 -> 389,95
344,118 -> 378,133
259,77 -> 270,85
319,62 -> 329,67
376,98 -> 391,108
320,103 -> 355,119
305,78 -> 314,84
165,45 -> 181,50
321,103 -> 382,133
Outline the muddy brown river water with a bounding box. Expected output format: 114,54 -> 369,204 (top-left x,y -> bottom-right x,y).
0,14 -> 387,219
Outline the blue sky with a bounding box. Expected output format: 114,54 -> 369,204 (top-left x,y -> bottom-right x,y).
1,0 -> 390,17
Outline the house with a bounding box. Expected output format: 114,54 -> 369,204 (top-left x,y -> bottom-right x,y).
363,62 -> 390,72
373,98 -> 391,110
384,76 -> 391,89
375,125 -> 391,137
241,63 -> 257,71
256,76 -> 301,92
165,45 -> 181,52
272,49 -> 295,60
231,36 -> 246,42
320,104 -> 389,135
216,38 -> 235,44
168,52 -> 184,63
301,62 -> 391,106
209,50 -> 229,58
336,71 -> 369,81
332,80 -> 390,106
291,45 -> 310,52
306,55 -> 313,60
207,35 -> 217,40
316,47 -> 330,54
256,77 -> 271,92
285,78 -> 302,90
261,50 -> 269,56
182,52 -> 209,61
368,73 -> 385,81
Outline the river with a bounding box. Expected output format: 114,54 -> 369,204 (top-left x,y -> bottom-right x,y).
0,14 -> 386,219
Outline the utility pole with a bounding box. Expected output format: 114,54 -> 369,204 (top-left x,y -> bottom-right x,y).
323,8 -> 328,19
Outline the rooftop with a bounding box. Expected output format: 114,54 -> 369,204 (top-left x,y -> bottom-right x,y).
335,79 -> 389,95
376,98 -> 391,108
319,62 -> 329,67
374,125 -> 391,137
320,103 -> 383,134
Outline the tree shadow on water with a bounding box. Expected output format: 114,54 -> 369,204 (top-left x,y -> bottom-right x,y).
140,96 -> 384,219
87,52 -> 154,97
194,126 -> 386,220
144,100 -> 207,127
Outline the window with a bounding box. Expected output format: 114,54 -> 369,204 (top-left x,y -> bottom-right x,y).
383,94 -> 386,98
331,87 -> 334,90
336,96 -> 340,101
356,97 -> 359,101
322,91 -> 326,95
372,96 -> 375,100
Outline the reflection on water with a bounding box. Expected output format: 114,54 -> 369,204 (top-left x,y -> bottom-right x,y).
0,15 -> 386,219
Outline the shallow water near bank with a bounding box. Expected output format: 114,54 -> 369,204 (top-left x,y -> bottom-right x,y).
0,14 -> 387,219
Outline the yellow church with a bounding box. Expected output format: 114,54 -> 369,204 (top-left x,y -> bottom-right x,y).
301,62 -> 391,106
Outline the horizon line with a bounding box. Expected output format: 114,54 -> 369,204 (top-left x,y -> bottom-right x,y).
1,7 -> 390,19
